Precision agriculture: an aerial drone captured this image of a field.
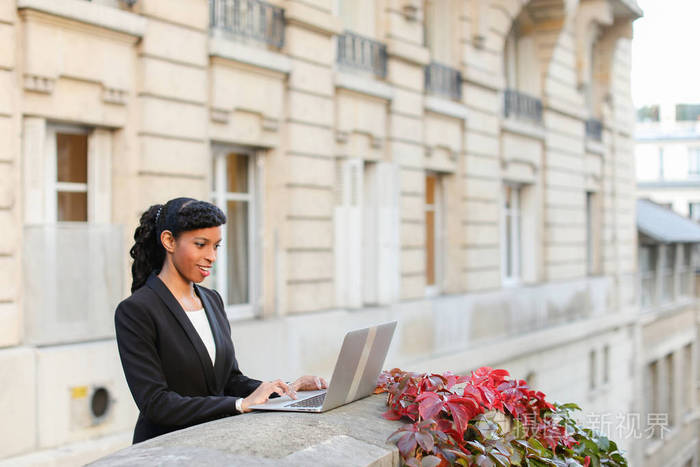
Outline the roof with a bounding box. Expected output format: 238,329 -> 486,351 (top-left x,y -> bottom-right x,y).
637,199 -> 700,243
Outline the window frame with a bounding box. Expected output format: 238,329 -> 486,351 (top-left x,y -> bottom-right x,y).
210,145 -> 261,321
501,183 -> 522,286
425,172 -> 444,297
45,124 -> 112,224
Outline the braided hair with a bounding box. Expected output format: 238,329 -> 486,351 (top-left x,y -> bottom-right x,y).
129,197 -> 226,292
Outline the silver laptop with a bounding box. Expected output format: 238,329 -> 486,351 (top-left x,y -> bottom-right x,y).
249,321 -> 397,413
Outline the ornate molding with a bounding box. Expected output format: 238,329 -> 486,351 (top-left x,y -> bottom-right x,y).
210,107 -> 230,124
23,74 -> 55,94
102,87 -> 127,105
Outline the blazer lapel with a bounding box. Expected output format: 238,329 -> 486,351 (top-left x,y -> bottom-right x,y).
196,285 -> 228,393
146,273 -> 218,394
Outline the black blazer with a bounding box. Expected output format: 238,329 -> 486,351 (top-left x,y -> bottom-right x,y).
114,272 -> 261,443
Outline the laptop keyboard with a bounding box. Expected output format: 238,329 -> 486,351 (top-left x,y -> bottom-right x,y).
286,393 -> 326,408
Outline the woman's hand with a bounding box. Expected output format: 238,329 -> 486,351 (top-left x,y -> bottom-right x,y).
291,375 -> 328,392
240,380 -> 294,412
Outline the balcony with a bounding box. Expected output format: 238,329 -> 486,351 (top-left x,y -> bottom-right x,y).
209,0 -> 285,49
585,118 -> 603,141
22,224 -> 124,345
424,62 -> 462,101
337,31 -> 387,79
503,89 -> 543,124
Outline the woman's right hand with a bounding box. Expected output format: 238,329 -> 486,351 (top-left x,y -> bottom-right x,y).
240,380 -> 295,412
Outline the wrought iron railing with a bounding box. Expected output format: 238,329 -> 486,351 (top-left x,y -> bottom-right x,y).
585,118 -> 603,141
503,89 -> 543,123
425,62 -> 462,101
209,0 -> 285,49
337,31 -> 387,79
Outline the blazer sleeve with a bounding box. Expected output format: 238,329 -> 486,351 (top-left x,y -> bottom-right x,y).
115,299 -> 243,427
211,289 -> 263,397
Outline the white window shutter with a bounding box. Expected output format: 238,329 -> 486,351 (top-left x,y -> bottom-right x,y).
88,129 -> 112,224
376,162 -> 400,304
334,158 -> 363,308
362,162 -> 378,304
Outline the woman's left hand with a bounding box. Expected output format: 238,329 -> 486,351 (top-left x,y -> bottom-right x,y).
291,375 -> 328,392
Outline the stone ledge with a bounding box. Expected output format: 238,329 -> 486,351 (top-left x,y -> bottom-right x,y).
209,34 -> 292,76
89,395 -> 401,466
17,0 -> 146,38
334,72 -> 394,101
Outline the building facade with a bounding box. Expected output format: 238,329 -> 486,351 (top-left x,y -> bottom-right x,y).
636,102 -> 700,220
0,0 -> 671,465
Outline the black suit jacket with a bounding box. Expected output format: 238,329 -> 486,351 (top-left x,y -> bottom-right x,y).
114,272 -> 262,443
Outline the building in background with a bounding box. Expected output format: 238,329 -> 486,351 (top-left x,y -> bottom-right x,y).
636,199 -> 700,466
0,0 -> 683,466
636,102 -> 700,220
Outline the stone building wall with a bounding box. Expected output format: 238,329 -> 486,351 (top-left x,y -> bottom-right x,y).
0,0 -> 658,465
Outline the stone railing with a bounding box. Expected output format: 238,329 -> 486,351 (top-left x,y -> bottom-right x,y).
89,395 -> 401,466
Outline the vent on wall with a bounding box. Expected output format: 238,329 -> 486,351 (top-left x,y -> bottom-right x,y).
70,384 -> 115,429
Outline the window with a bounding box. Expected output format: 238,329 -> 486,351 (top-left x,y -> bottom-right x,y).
503,10 -> 538,96
586,192 -> 600,275
425,173 -> 444,294
639,245 -> 657,308
424,0 -> 456,65
646,361 -> 660,438
689,148 -> 700,177
680,244 -> 693,297
55,132 -> 88,222
603,345 -> 610,385
637,105 -> 660,122
666,353 -> 676,428
589,349 -> 597,390
36,124 -> 112,224
335,159 -> 400,307
337,0 -> 375,37
689,202 -> 700,222
659,147 -> 665,180
676,103 -> 700,122
684,344 -> 694,415
502,184 -> 521,285
661,244 -> 676,302
211,150 -> 259,318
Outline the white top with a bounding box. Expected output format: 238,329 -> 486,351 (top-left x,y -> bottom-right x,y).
184,308 -> 216,366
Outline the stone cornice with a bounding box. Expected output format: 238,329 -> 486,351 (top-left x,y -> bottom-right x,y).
17,0 -> 146,38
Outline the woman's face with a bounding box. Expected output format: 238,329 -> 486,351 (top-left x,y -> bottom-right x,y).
170,226 -> 222,283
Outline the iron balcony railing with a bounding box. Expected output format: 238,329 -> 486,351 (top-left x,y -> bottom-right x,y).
337,31 -> 387,79
503,89 -> 543,124
209,0 -> 285,49
425,62 -> 462,101
585,118 -> 603,141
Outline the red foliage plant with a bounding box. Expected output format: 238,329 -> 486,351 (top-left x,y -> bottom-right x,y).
374,367 -> 613,467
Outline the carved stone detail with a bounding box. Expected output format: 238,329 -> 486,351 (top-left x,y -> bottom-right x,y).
23,74 -> 55,94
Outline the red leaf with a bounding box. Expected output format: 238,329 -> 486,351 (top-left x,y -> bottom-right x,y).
383,409 -> 403,420
584,456 -> 591,467
397,432 -> 417,456
415,430 -> 435,453
416,392 -> 444,421
445,400 -> 474,436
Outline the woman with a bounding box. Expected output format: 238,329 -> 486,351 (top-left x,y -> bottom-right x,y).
115,197 -> 327,443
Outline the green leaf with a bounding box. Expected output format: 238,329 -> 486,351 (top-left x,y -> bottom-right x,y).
596,436 -> 610,451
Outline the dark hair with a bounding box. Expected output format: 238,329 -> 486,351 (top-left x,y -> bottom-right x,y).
129,197 -> 226,292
